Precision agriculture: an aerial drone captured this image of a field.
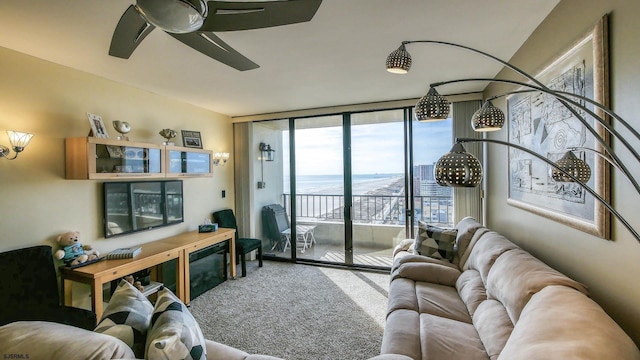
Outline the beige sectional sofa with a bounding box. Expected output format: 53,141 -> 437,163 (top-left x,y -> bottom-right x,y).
381,217 -> 640,360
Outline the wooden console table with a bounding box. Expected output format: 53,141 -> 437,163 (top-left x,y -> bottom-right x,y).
60,228 -> 236,320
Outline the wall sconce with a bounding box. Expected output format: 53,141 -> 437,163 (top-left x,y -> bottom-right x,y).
259,142 -> 275,162
0,130 -> 33,160
213,152 -> 230,166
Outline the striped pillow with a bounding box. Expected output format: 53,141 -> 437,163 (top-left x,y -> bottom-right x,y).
94,279 -> 154,358
146,287 -> 206,360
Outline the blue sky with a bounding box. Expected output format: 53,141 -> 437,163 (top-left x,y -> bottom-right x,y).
283,118 -> 453,176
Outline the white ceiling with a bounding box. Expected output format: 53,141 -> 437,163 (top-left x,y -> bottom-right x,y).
0,0 -> 559,118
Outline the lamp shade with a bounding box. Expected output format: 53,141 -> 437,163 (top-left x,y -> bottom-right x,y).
7,130 -> 33,151
434,143 -> 483,187
414,88 -> 450,121
551,151 -> 591,183
386,44 -> 412,74
472,100 -> 505,131
136,0 -> 206,33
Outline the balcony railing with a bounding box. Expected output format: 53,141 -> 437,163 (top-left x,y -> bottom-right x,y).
282,193 -> 453,226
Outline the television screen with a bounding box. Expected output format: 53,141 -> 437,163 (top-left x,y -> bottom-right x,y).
104,180 -> 183,238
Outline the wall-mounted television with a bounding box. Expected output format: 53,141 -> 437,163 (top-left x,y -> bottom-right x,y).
104,180 -> 183,238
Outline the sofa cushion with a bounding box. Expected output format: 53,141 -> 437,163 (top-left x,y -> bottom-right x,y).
0,321 -> 136,359
387,278 -> 419,314
456,269 -> 487,317
463,231 -> 519,283
413,221 -> 457,262
498,285 -> 640,360
473,300 -> 513,360
146,287 -> 207,360
381,309 -> 421,360
416,282 -> 471,324
486,249 -> 588,323
94,279 -> 154,357
391,260 -> 461,286
453,216 -> 484,266
420,313 -> 489,360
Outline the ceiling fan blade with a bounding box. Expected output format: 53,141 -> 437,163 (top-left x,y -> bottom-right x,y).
169,32 -> 259,71
109,5 -> 156,59
199,0 -> 322,32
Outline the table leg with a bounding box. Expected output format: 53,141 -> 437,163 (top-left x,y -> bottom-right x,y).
62,278 -> 73,307
177,251 -> 186,304
229,235 -> 236,279
92,279 -> 103,321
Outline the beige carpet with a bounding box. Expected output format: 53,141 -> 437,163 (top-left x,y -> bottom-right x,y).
189,261 -> 390,360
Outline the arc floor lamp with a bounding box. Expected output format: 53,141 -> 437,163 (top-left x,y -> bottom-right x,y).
386,39 -> 640,244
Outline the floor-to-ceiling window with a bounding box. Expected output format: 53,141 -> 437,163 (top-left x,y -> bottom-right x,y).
249,106 -> 453,270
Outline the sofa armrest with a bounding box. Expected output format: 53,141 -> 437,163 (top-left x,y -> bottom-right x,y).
391,261 -> 461,286
0,321 -> 135,359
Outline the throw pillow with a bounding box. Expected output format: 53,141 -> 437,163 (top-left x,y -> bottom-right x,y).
413,221 -> 458,262
146,287 -> 207,360
94,279 -> 154,358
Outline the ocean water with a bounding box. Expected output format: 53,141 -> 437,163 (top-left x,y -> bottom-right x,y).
285,173 -> 402,193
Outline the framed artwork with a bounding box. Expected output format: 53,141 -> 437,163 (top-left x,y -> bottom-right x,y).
181,130 -> 202,149
507,15 -> 610,239
87,113 -> 109,139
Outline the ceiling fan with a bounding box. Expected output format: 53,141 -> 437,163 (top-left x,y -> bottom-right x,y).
109,0 -> 322,71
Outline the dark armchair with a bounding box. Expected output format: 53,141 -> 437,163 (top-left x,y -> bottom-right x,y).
212,209 -> 264,277
0,245 -> 97,330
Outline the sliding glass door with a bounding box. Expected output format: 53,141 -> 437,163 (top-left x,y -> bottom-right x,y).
290,115 -> 345,262
349,110 -> 406,267
256,107 -> 453,269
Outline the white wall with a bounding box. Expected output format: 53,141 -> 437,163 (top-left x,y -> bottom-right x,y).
484,0 -> 640,345
0,46 -> 235,256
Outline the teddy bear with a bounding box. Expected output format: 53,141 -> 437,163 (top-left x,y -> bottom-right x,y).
123,274 -> 144,292
54,231 -> 100,266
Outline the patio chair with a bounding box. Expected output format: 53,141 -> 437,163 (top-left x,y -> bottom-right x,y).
212,209 -> 263,277
262,203 -> 290,252
262,204 -> 316,253
0,245 -> 97,330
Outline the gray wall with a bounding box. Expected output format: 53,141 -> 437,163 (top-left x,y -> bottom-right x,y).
484,0 -> 640,345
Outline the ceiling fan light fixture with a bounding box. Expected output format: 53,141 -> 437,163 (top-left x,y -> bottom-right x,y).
136,0 -> 207,34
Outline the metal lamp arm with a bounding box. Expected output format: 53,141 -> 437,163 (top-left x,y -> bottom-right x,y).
455,137 -> 640,244
402,40 -> 546,89
0,145 -> 19,160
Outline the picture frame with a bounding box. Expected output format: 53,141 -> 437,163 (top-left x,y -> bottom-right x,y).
87,113 -> 109,139
105,145 -> 124,158
507,15 -> 610,239
181,130 -> 203,149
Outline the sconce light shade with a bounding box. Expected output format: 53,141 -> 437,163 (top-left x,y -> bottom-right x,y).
472,101 -> 505,132
414,88 -> 450,121
551,151 -> 591,183
434,143 -> 483,187
259,142 -> 275,162
213,152 -> 230,166
1,130 -> 33,160
386,44 -> 412,74
135,0 -> 206,33
8,131 -> 33,150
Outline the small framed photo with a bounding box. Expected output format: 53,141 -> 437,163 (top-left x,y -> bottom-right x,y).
87,113 -> 109,139
181,130 -> 202,149
106,145 -> 124,158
